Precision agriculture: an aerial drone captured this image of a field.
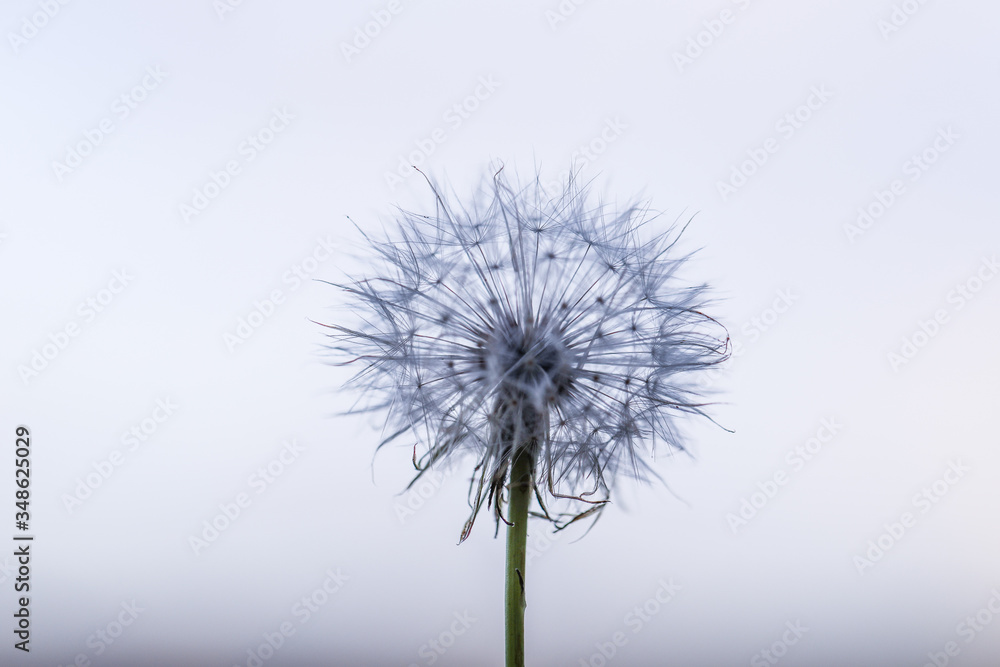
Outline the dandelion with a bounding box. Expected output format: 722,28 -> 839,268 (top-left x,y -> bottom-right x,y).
321,165 -> 729,667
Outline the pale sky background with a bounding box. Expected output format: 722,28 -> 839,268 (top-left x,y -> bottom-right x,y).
2,1 -> 999,665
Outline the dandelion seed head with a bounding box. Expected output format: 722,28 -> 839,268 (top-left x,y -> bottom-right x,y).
324,166 -> 729,539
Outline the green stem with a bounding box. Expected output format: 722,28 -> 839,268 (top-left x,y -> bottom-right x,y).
505,446 -> 533,667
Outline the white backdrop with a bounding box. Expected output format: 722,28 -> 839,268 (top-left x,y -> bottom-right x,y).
2,1 -> 999,665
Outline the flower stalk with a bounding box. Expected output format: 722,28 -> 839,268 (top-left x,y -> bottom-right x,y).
504,443 -> 534,667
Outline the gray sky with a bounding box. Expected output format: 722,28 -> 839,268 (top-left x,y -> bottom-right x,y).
2,1 -> 999,665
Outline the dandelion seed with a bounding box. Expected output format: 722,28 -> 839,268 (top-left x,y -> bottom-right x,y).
321,165 -> 729,667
